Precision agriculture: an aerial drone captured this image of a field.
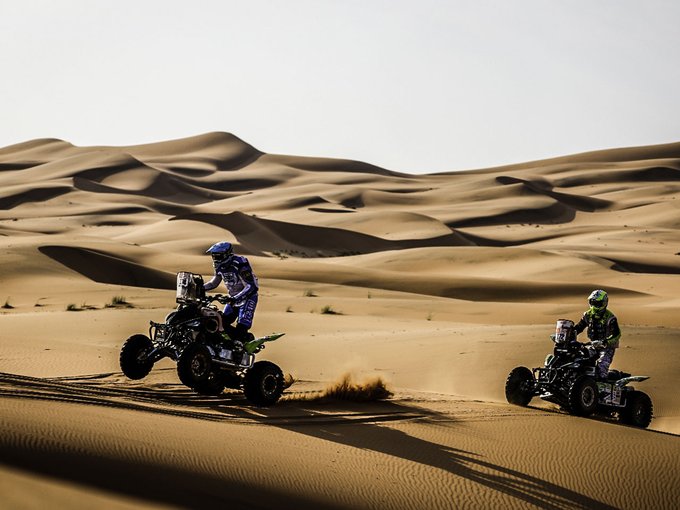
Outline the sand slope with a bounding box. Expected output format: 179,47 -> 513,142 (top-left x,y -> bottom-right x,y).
1,133 -> 680,509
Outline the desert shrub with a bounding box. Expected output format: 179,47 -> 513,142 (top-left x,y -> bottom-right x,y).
321,305 -> 341,315
106,296 -> 133,308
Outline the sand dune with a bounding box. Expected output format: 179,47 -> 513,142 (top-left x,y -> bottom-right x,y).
1,133 -> 680,509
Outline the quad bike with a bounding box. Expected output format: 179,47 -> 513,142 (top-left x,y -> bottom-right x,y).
505,319 -> 653,428
120,271 -> 286,406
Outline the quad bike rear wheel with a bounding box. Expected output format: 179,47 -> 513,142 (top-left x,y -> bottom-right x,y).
505,366 -> 535,406
177,343 -> 213,388
120,334 -> 154,380
619,390 -> 653,428
568,376 -> 598,416
243,361 -> 284,407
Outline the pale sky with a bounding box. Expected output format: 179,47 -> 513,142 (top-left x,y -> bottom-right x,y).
2,0 -> 679,173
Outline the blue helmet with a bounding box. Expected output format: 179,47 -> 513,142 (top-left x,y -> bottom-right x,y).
206,241 -> 233,264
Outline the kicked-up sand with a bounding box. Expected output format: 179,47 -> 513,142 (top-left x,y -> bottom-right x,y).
1,133 -> 679,509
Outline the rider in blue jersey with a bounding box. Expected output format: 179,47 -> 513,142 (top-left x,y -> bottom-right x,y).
203,241 -> 258,344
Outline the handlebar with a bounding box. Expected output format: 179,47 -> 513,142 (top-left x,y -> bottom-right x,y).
209,294 -> 233,305
179,294 -> 233,306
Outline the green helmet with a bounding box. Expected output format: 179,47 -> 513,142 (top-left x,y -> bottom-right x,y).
588,289 -> 608,311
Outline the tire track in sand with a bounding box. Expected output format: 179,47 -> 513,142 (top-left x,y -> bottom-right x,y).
0,371 -> 427,426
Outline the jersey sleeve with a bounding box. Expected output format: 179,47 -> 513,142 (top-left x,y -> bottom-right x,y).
573,313 -> 588,334
203,273 -> 222,291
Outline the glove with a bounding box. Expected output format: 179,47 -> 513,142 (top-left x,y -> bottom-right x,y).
591,340 -> 604,350
216,295 -> 234,305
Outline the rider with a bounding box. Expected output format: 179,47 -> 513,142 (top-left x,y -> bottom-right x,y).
203,241 -> 258,346
573,289 -> 621,380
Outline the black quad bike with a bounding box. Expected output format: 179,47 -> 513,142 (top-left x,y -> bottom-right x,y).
505,319 -> 653,428
120,272 -> 286,406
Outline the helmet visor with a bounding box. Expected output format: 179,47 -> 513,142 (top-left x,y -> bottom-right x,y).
589,298 -> 604,308
212,252 -> 229,263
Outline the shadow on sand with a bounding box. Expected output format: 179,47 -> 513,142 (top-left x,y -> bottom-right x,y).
0,371 -> 617,510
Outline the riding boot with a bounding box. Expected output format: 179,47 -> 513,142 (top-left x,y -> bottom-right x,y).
234,323 -> 254,343
222,324 -> 239,341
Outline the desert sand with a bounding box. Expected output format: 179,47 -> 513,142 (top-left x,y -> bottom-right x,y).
1,132 -> 679,509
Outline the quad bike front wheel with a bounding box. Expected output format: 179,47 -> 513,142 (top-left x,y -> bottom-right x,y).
120,334 -> 154,380
568,376 -> 598,416
243,361 -> 284,407
505,366 -> 535,406
177,343 -> 213,388
619,390 -> 653,428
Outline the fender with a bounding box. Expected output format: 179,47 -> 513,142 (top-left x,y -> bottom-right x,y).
244,333 -> 285,354
615,375 -> 649,388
